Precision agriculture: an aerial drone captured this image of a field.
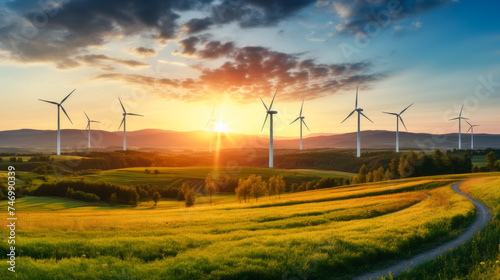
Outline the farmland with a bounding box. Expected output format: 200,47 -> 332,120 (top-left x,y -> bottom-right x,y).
2,171 -> 496,279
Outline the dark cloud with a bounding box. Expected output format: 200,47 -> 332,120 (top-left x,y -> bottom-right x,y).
210,0 -> 316,28
173,36 -> 235,59
130,47 -> 157,58
97,36 -> 384,102
183,17 -> 214,34
330,0 -> 454,35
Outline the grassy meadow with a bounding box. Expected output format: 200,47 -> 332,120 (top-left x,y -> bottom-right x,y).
0,174 -> 484,279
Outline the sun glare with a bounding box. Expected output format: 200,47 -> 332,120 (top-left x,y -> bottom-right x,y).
214,122 -> 229,133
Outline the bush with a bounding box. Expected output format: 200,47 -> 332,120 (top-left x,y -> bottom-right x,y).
66,188 -> 100,202
34,180 -> 140,205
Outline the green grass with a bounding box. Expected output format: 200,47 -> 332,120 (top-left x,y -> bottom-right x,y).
78,166 -> 355,187
0,177 -> 478,279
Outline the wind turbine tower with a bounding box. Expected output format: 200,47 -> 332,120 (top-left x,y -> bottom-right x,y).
290,100 -> 310,150
382,103 -> 413,152
341,87 -> 373,158
206,106 -> 216,152
261,88 -> 278,168
449,105 -> 468,149
39,89 -> 76,155
118,97 -> 144,151
84,112 -> 101,149
466,120 -> 479,150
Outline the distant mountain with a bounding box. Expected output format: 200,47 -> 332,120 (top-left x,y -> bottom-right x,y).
0,129 -> 499,153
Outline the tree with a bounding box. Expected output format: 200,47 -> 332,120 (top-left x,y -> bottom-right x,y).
205,174 -> 217,203
109,193 -> 117,205
154,169 -> 160,175
267,176 -> 277,198
145,169 -> 151,174
366,172 -> 374,183
250,175 -> 267,202
358,164 -> 368,183
235,178 -> 251,203
181,183 -> 196,207
275,175 -> 286,198
152,191 -> 161,206
486,151 -> 498,172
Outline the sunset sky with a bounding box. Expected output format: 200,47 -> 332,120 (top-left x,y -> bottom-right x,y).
1,0 -> 499,137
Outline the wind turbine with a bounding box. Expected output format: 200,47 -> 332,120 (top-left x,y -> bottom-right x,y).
382,103 -> 413,152
290,100 -> 310,150
466,120 -> 479,150
84,112 -> 101,149
341,86 -> 373,158
449,105 -> 468,149
118,97 -> 143,151
205,106 -> 216,152
261,88 -> 278,168
39,89 -> 76,155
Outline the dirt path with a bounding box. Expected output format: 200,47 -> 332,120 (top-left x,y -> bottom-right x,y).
352,182 -> 493,280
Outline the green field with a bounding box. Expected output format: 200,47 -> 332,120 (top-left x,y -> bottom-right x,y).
1,172 -> 491,279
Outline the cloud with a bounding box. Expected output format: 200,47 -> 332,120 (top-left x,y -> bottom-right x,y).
96,36 -> 385,102
183,17 -> 214,34
393,21 -> 423,36
0,0 -> 320,67
329,0 -> 454,35
75,54 -> 149,70
129,47 -> 157,58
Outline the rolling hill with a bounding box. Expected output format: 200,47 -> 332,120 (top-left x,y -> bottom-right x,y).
0,128 -> 499,152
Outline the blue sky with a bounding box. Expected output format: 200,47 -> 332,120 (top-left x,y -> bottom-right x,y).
0,0 -> 499,136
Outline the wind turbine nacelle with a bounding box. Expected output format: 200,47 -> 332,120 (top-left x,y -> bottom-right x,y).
356,108 -> 364,112
268,111 -> 278,114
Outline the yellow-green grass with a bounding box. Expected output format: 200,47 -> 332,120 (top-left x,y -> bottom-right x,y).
395,177 -> 500,280
0,179 -> 476,279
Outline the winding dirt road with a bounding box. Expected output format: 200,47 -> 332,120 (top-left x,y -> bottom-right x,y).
353,182 -> 493,280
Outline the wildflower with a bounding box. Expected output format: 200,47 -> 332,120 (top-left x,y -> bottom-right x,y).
480,262 -> 485,265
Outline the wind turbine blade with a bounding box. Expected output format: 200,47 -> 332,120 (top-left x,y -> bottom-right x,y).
459,105 -> 463,117
449,117 -> 459,121
302,119 -> 310,131
210,106 -> 215,119
205,119 -> 210,128
86,123 -> 90,130
127,113 -> 144,116
91,121 -> 101,123
400,103 -> 413,115
299,100 -> 304,117
360,112 -> 374,123
261,113 -> 269,132
118,97 -> 126,113
60,89 -> 76,104
60,105 -> 73,124
355,86 -> 358,108
260,98 -> 269,111
465,120 -> 472,127
341,110 -> 356,124
382,111 -> 398,116
269,87 -> 278,110
39,99 -> 59,105
461,117 -> 469,120
466,126 -> 472,133
84,111 -> 90,121
118,117 -> 125,130
399,116 -> 408,132
290,117 -> 300,125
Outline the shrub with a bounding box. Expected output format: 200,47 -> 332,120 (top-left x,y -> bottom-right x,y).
66,188 -> 100,202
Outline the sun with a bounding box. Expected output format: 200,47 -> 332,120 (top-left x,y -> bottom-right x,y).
214,122 -> 229,133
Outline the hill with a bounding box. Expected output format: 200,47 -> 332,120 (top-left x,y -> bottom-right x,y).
1,129 -> 499,152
